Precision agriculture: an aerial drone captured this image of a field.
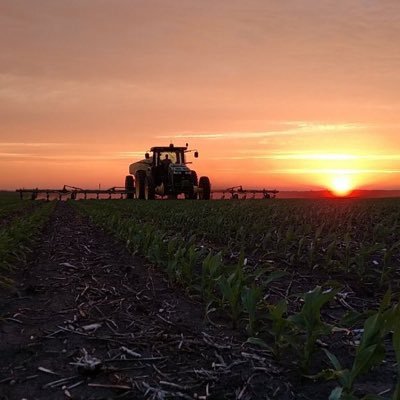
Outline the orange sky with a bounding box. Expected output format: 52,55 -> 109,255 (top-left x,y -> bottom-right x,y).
1,1 -> 400,191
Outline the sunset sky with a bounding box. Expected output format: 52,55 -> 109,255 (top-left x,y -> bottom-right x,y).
1,1 -> 400,191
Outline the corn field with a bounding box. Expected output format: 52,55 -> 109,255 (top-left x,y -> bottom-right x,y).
74,198 -> 400,399
2,195 -> 400,399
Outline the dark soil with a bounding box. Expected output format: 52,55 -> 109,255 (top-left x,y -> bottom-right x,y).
0,202 -> 395,399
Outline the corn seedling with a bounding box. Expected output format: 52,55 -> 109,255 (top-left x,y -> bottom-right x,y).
175,244 -> 199,288
201,251 -> 223,308
289,286 -> 339,372
323,291 -> 394,399
241,285 -> 262,336
392,303 -> 400,400
266,299 -> 290,359
217,253 -> 247,327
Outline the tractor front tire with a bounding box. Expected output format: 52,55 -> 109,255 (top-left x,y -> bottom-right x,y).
135,170 -> 146,200
144,176 -> 155,200
191,171 -> 198,186
183,181 -> 195,200
199,176 -> 211,200
125,175 -> 134,199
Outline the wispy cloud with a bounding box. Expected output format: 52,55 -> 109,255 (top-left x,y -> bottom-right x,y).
214,153 -> 400,161
157,122 -> 365,141
265,169 -> 400,175
0,142 -> 72,147
0,149 -> 145,162
116,151 -> 147,158
0,152 -> 34,157
0,153 -> 124,162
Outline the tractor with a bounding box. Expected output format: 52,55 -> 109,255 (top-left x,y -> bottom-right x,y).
125,144 -> 211,200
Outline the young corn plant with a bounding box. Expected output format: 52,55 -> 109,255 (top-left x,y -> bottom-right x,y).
380,240 -> 400,287
289,286 -> 339,372
392,303 -> 400,400
266,299 -> 290,359
147,233 -> 168,267
200,251 -> 224,312
217,254 -> 247,328
175,244 -> 200,288
165,239 -> 184,283
168,246 -> 187,284
241,285 -> 262,336
323,291 -> 394,400
243,270 -> 288,348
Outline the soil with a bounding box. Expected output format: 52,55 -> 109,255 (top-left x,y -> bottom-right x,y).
0,203 -> 395,399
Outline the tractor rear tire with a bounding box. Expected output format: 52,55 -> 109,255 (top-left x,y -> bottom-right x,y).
199,176 -> 211,200
135,170 -> 146,200
125,175 -> 134,199
144,176 -> 155,200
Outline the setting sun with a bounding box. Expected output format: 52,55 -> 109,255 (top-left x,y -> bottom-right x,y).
330,175 -> 353,197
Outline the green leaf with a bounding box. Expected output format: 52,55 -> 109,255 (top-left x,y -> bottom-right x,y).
323,349 -> 343,371
379,289 -> 392,313
340,310 -> 366,327
329,387 -> 343,400
263,270 -> 287,286
246,337 -> 273,352
350,344 -> 385,385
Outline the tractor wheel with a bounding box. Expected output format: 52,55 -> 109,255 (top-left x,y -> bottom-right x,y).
144,176 -> 155,200
135,170 -> 146,200
125,175 -> 134,199
198,176 -> 211,200
183,180 -> 195,200
186,171 -> 198,199
191,171 -> 198,186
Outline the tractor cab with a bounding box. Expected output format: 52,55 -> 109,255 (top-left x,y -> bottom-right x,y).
148,145 -> 186,166
147,145 -> 190,187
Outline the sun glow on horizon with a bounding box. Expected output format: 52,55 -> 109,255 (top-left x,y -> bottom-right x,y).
330,175 -> 354,196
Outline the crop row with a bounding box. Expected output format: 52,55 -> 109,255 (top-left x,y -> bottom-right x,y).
0,201 -> 55,286
0,196 -> 34,222
78,199 -> 400,288
76,200 -> 400,399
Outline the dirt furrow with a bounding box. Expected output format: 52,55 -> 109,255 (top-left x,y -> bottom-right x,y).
0,202 -> 296,400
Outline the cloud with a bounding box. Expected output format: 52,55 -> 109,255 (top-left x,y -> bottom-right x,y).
0,152 -> 33,157
214,153 -> 400,161
0,142 -> 71,147
265,169 -> 400,175
116,151 -> 148,158
157,122 -> 365,141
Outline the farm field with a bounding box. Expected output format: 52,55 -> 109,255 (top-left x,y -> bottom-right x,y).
1,197 -> 400,399
0,193 -> 54,286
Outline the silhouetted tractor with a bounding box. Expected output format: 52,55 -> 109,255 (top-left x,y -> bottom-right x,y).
125,144 -> 211,200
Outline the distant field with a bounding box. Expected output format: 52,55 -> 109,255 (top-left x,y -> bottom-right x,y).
0,191 -> 20,203
0,192 -> 54,286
